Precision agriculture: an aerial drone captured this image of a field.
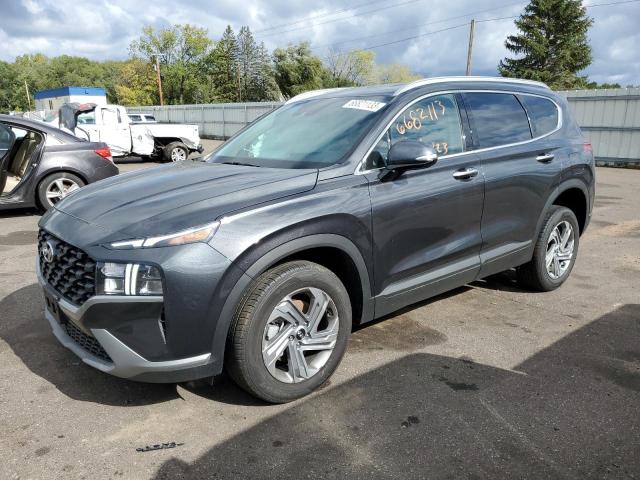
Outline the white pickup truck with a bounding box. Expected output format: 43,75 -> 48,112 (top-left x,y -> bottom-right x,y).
59,103 -> 203,162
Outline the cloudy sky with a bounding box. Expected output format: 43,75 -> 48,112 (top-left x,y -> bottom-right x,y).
1,0 -> 638,85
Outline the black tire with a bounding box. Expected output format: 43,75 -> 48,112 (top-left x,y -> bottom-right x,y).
37,172 -> 85,211
226,261 -> 352,403
517,206 -> 580,291
162,141 -> 189,162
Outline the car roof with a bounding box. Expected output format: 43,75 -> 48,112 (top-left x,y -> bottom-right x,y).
286,76 -> 552,104
0,113 -> 82,143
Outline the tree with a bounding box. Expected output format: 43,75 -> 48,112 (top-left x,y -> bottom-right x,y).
130,24 -> 213,104
498,0 -> 593,89
113,59 -> 157,106
273,43 -> 325,98
205,25 -> 239,102
375,63 -> 421,84
324,49 -> 376,87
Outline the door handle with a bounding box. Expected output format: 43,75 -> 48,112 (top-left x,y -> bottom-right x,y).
536,153 -> 554,163
453,168 -> 479,180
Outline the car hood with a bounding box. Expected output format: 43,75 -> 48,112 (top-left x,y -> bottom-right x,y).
54,160 -> 318,238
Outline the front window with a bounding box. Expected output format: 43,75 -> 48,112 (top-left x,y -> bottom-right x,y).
365,94 -> 465,170
209,96 -> 389,169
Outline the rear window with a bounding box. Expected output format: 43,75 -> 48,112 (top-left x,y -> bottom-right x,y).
464,93 -> 532,149
519,95 -> 559,137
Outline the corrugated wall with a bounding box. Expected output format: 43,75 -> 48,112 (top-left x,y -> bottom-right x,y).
559,88 -> 640,166
132,88 -> 640,166
130,102 -> 281,139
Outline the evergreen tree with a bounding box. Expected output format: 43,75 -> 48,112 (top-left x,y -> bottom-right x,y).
498,0 -> 593,89
206,25 -> 239,102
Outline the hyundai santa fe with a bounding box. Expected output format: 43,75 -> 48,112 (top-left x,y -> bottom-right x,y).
37,76 -> 595,403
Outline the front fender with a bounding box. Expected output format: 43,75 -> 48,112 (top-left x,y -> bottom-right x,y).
208,233 -> 373,375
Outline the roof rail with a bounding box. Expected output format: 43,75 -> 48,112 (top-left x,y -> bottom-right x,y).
285,87 -> 348,104
393,76 -> 550,96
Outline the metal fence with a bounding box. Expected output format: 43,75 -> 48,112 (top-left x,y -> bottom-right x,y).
559,88 -> 640,167
129,102 -> 282,139
135,88 -> 639,167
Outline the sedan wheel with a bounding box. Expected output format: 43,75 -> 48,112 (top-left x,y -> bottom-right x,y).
46,178 -> 80,205
37,172 -> 85,211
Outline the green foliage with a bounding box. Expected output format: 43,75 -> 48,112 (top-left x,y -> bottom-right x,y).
273,43 -> 325,97
499,0 -> 593,89
324,49 -> 376,87
129,24 -> 213,104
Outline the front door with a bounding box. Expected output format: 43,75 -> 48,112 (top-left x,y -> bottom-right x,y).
365,93 -> 485,317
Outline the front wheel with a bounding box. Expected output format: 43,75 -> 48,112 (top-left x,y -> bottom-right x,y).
162,141 -> 189,162
517,206 -> 580,291
226,261 -> 352,403
37,172 -> 85,210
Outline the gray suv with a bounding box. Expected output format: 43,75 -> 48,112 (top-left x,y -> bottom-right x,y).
37,77 -> 594,403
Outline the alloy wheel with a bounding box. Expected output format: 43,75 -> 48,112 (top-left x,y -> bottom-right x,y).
170,147 -> 187,161
262,287 -> 339,383
46,178 -> 80,205
545,220 -> 575,279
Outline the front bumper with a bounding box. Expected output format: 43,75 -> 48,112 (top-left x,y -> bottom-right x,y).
37,261 -> 215,383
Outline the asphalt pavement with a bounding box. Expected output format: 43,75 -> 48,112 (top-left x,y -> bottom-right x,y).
0,162 -> 638,480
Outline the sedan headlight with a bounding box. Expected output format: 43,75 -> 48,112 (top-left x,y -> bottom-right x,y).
97,262 -> 163,296
108,222 -> 219,249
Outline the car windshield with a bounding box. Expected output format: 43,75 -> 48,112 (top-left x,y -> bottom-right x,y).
209,96 -> 389,169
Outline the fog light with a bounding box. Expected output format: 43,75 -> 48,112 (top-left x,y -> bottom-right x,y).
97,262 -> 163,296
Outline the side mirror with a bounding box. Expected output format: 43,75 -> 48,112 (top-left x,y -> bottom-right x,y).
387,140 -> 438,170
379,141 -> 438,181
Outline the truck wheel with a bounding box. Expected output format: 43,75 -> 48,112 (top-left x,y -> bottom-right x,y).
38,172 -> 85,211
163,142 -> 189,162
517,206 -> 579,291
226,261 -> 352,403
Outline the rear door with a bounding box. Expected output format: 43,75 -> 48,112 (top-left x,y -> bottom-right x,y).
366,93 -> 484,317
462,92 -> 563,277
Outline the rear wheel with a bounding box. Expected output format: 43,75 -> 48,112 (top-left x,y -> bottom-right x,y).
517,206 -> 579,291
163,141 -> 189,162
37,172 -> 85,210
226,261 -> 352,403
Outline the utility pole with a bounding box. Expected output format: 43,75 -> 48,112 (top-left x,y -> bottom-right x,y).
24,80 -> 32,110
151,52 -> 165,106
237,63 -> 242,102
466,19 -> 475,76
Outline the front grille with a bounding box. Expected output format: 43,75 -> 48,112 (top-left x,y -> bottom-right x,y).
63,321 -> 112,362
38,230 -> 96,306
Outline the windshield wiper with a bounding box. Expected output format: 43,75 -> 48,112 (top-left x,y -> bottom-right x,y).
221,161 -> 261,167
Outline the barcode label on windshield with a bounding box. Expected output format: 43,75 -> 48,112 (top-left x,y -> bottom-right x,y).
342,99 -> 386,112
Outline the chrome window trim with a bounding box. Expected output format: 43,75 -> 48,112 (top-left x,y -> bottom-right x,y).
355,89 -> 562,175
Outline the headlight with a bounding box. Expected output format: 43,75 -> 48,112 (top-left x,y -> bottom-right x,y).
97,262 -> 163,296
108,222 -> 219,249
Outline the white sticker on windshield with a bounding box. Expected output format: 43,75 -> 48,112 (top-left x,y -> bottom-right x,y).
342,99 -> 386,112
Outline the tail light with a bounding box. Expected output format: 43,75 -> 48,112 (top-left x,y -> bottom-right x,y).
583,143 -> 593,154
95,146 -> 113,163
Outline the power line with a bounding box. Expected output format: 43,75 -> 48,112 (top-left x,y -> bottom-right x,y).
254,0 -> 391,33
313,0 -> 639,53
258,0 -> 425,38
311,1 -> 525,51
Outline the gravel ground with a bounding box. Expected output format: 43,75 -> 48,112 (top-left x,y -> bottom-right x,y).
0,164 -> 638,480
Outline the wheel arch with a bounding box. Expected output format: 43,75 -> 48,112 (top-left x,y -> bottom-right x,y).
536,180 -> 590,239
210,233 -> 374,374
